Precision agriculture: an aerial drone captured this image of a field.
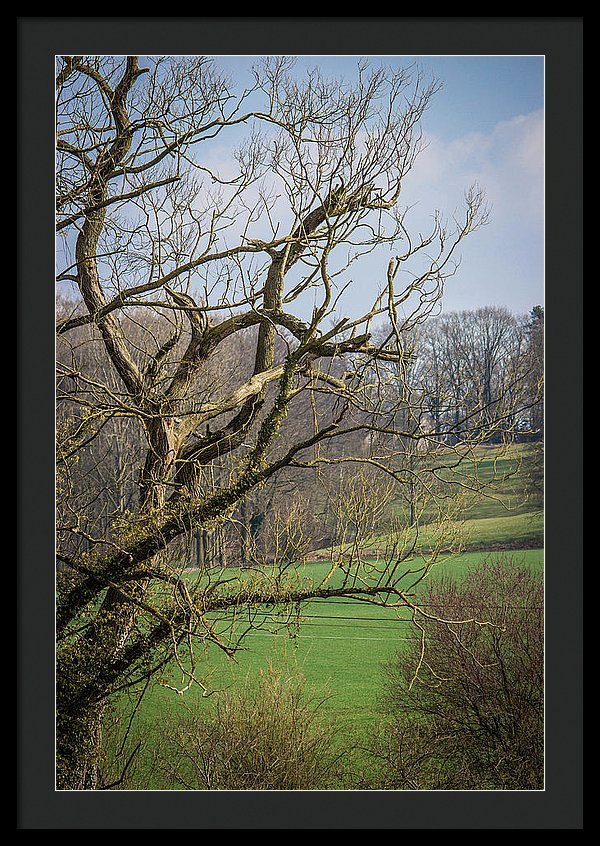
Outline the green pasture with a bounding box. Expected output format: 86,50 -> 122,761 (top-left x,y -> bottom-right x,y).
106,443 -> 544,788
460,510 -> 543,547
110,548 -> 543,788
179,549 -> 543,722
446,443 -> 543,519
311,442 -> 543,557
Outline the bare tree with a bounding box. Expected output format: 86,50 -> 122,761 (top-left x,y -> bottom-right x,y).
55,55 -> 517,790
414,307 -> 538,445
371,558 -> 544,790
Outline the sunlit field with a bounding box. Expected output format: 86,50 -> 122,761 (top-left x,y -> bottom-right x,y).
107,543 -> 543,789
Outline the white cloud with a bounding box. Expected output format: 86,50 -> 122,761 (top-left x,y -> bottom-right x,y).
403,109 -> 544,236
384,109 -> 544,315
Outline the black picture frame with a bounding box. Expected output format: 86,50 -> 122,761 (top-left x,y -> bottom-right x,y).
18,16 -> 583,830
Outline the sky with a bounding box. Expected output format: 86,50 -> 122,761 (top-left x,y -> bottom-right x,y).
212,54 -> 545,319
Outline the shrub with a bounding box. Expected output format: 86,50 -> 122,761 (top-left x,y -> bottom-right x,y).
158,663 -> 342,790
370,557 -> 544,790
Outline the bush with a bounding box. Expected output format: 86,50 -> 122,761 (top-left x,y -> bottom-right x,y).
158,663 -> 342,790
370,557 -> 544,790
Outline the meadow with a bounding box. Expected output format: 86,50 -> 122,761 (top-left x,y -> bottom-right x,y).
106,443 -> 544,789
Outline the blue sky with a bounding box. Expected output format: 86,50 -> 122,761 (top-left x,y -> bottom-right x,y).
213,54 -> 544,318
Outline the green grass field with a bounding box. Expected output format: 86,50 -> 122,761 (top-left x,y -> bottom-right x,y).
106,443 -> 544,789
179,550 -> 543,726
110,549 -> 543,788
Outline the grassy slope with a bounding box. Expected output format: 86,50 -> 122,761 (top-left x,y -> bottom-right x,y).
306,443 -> 543,559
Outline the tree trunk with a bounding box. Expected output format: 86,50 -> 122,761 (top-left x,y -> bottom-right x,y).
56,575 -> 152,789
56,697 -> 107,790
